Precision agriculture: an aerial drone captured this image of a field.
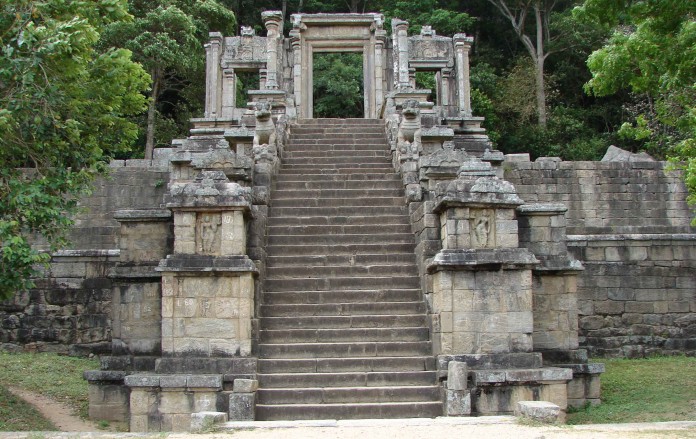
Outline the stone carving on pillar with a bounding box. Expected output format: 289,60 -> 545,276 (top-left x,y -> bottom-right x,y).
391,19 -> 411,90
453,33 -> 474,117
397,100 -> 422,158
471,209 -> 494,248
262,11 -> 283,90
197,213 -> 221,255
204,33 -> 223,118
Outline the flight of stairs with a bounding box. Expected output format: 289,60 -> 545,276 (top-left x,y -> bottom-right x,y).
256,119 -> 442,421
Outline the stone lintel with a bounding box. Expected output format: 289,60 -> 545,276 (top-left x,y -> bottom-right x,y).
294,13 -> 384,27
470,367 -> 572,386
84,370 -> 126,383
555,363 -> 605,375
427,248 -> 539,273
114,209 -> 172,222
517,203 -> 568,216
156,255 -> 258,273
51,249 -> 120,258
434,195 -> 524,211
437,353 -> 542,374
532,256 -> 584,274
109,264 -> 162,280
155,357 -> 257,375
124,374 -> 223,390
224,127 -> 255,142
421,126 -> 455,141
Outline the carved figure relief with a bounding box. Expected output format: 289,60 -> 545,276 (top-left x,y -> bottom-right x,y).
198,213 -> 221,254
223,35 -> 267,63
253,102 -> 277,148
397,100 -> 422,159
409,39 -> 451,60
470,209 -> 495,248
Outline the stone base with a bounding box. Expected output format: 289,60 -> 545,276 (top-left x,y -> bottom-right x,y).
558,363 -> 605,408
84,371 -> 129,422
515,401 -> 560,423
469,367 -> 571,419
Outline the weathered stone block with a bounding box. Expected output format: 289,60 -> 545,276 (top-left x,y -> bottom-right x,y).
190,412 -> 227,432
447,361 -> 468,390
446,390 -> 471,416
229,392 -> 255,421
515,401 -> 560,423
233,379 -> 259,393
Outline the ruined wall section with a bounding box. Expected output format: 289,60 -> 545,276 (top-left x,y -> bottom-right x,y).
0,161 -> 170,355
504,160 -> 693,235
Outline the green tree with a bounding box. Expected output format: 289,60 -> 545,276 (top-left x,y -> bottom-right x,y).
577,0 -> 696,203
100,0 -> 236,159
313,53 -> 364,118
0,0 -> 149,300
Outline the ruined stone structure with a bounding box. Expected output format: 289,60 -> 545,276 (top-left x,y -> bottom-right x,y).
1,12 -> 694,431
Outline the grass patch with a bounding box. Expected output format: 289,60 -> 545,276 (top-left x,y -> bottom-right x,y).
0,384 -> 56,431
0,351 -> 99,420
567,356 -> 696,424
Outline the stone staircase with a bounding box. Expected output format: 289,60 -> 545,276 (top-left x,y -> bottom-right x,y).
256,119 -> 442,421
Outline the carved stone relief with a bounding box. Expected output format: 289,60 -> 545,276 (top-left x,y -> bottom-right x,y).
223,36 -> 268,63
470,209 -> 495,248
197,213 -> 222,255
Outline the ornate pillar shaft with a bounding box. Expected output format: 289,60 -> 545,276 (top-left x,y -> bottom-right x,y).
291,34 -> 302,113
204,32 -> 223,118
454,34 -> 474,117
221,68 -> 236,119
262,11 -> 283,90
441,68 -> 451,106
392,19 -> 410,89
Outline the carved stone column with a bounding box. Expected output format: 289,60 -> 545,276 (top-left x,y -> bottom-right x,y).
453,33 -> 474,117
262,11 -> 283,90
374,26 -> 387,116
441,68 -> 452,106
290,32 -> 302,114
221,68 -> 236,119
204,32 -> 223,118
392,19 -> 410,89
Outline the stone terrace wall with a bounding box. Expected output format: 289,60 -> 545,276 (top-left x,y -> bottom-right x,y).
504,160 -> 694,235
1,160 -> 170,355
568,234 -> 696,357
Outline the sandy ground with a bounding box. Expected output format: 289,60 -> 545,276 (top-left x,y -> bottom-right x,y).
3,388 -> 695,439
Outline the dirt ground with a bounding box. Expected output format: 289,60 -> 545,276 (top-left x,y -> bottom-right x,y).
3,388 -> 695,439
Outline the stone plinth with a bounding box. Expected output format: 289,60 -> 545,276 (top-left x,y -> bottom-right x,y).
84,370 -> 129,422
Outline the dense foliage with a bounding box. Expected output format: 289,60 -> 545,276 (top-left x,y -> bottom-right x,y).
0,0 -> 149,300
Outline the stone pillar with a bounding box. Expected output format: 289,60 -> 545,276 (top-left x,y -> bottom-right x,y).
290,33 -> 302,114
262,11 -> 283,90
392,19 -> 410,89
374,26 -> 387,116
428,159 -> 538,356
221,68 -> 236,119
453,33 -> 474,117
441,68 -> 452,106
204,32 -> 223,118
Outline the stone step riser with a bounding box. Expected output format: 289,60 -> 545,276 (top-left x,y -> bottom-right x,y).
273,181 -> 403,191
266,264 -> 418,279
262,289 -> 422,305
257,357 -> 436,374
271,197 -> 406,209
257,386 -> 441,404
282,157 -> 390,166
260,315 -> 427,330
267,253 -> 415,267
267,224 -> 411,236
259,302 -> 426,318
267,215 -> 408,227
288,139 -> 387,145
275,174 -> 400,183
295,119 -> 383,126
283,150 -> 389,158
268,206 -> 408,217
255,402 -> 443,421
263,243 -> 416,257
279,167 -> 395,175
264,276 -> 421,292
257,371 -> 437,388
259,327 -> 429,343
266,233 -> 413,247
258,341 -> 432,358
290,131 -> 385,137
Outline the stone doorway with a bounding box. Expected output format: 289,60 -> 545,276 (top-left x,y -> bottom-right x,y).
289,13 -> 387,119
312,52 -> 364,118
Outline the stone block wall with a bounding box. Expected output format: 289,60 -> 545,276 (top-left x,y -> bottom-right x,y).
0,250 -> 118,355
505,161 -> 694,234
568,235 -> 696,357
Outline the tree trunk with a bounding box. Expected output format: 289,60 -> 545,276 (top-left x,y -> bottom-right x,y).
144,70 -> 161,160
534,2 -> 547,128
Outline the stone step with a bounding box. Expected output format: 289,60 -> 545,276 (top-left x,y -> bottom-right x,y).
283,150 -> 389,158
266,264 -> 417,279
258,341 -> 432,358
287,138 -> 387,145
257,356 -> 436,373
259,327 -> 429,343
290,131 -> 385,137
259,315 -> 427,330
267,253 -> 414,267
267,215 -> 408,227
257,385 -> 441,404
280,166 -> 395,174
267,223 -> 411,236
296,118 -> 383,126
261,289 -> 422,305
264,276 -> 421,292
268,206 -> 408,218
259,301 -> 426,317
264,243 -> 416,256
286,143 -> 391,151
257,371 -> 437,388
271,197 -> 406,209
255,401 -> 443,421
266,232 -> 413,246
275,173 -> 400,183
273,180 -> 403,191
282,157 -> 390,166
